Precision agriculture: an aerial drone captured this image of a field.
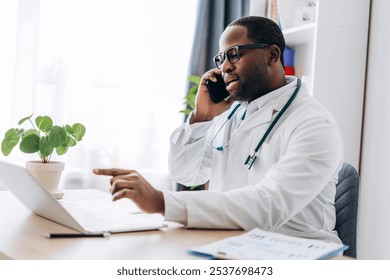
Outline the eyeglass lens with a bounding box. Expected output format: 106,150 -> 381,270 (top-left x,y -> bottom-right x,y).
214,46 -> 240,69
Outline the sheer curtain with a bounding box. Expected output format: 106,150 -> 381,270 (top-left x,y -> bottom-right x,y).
0,0 -> 198,191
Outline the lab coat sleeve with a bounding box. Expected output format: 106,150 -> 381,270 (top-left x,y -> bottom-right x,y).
168,114 -> 214,186
165,110 -> 343,231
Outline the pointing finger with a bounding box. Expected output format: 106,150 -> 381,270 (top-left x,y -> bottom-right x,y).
93,168 -> 134,176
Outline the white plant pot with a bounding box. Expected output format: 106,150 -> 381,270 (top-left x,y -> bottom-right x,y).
26,161 -> 65,197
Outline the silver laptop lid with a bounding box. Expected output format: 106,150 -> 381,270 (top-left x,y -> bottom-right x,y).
0,161 -> 85,232
0,161 -> 166,234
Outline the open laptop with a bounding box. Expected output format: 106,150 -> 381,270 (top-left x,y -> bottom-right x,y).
0,161 -> 166,234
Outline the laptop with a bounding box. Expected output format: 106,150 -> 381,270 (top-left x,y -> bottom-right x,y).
0,161 -> 166,234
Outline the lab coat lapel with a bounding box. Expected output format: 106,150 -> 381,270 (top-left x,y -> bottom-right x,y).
238,94 -> 282,131
237,76 -> 299,132
239,90 -> 295,132
239,107 -> 273,131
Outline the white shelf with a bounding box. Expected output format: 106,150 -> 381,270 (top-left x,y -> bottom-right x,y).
283,23 -> 316,47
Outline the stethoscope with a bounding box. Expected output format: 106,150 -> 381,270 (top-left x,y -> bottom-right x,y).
211,78 -> 301,170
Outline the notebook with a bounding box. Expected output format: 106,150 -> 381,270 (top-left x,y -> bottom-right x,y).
0,161 -> 166,234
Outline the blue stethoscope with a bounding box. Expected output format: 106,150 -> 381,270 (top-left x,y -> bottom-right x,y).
211,78 -> 301,170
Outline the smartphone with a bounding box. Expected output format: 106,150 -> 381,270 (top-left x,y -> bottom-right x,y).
206,74 -> 230,103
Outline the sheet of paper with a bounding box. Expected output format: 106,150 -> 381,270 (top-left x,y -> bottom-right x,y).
190,228 -> 347,260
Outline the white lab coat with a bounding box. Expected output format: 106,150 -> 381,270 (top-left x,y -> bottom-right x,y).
165,77 -> 343,243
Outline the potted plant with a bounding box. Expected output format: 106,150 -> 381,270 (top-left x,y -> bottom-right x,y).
1,114 -> 86,197
180,75 -> 200,117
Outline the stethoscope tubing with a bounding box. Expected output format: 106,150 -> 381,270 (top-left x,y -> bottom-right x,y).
245,78 -> 301,169
210,78 -> 302,170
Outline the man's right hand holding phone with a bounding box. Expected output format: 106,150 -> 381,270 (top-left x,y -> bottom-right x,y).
190,69 -> 233,124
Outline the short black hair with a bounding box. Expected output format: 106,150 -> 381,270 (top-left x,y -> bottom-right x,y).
228,16 -> 285,66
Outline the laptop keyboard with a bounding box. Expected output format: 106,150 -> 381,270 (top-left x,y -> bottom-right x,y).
58,198 -> 164,233
61,201 -> 126,231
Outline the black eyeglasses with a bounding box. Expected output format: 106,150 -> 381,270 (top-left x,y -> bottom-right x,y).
213,43 -> 269,69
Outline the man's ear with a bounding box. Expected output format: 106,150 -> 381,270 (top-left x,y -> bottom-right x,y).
267,45 -> 281,66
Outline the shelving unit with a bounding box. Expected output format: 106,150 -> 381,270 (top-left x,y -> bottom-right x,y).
283,23 -> 315,86
250,0 -> 370,171
283,23 -> 315,46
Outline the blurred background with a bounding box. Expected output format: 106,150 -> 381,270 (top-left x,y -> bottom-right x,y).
0,0 -> 198,191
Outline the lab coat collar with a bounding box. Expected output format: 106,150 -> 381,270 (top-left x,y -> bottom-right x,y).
238,76 -> 299,131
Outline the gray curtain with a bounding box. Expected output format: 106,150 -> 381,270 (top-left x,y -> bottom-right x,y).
188,0 -> 251,76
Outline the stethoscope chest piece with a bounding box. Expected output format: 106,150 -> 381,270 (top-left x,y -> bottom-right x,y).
244,151 -> 259,170
243,78 -> 301,170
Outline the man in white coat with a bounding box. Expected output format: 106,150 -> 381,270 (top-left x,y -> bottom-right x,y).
94,16 -> 343,243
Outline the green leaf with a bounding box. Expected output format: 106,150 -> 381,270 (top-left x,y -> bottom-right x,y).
1,128 -> 20,156
186,90 -> 196,106
181,83 -> 197,112
180,76 -> 201,116
188,84 -> 198,96
66,135 -> 76,147
71,123 -> 86,141
35,116 -> 53,132
39,136 -> 54,158
190,185 -> 201,190
18,114 -> 33,125
56,145 -> 68,155
179,109 -> 192,116
188,75 -> 201,85
19,134 -> 40,153
22,129 -> 39,138
48,126 -> 67,147
65,124 -> 73,134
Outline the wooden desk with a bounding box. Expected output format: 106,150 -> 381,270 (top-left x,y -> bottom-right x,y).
0,190 -> 243,260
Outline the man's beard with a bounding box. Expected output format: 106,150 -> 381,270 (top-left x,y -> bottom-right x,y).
234,64 -> 270,102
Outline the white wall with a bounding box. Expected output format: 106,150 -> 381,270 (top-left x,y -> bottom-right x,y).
359,0 -> 390,259
312,0 -> 370,169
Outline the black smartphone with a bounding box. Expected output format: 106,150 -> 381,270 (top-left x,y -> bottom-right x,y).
206,74 -> 230,103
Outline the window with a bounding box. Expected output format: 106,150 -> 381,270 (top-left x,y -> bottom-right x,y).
0,0 -> 198,190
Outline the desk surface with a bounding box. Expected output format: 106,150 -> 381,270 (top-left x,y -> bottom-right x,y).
0,190 -> 243,260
